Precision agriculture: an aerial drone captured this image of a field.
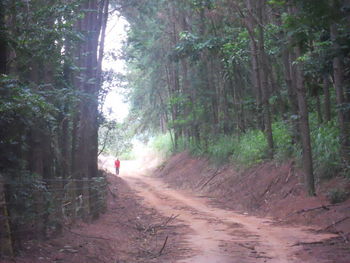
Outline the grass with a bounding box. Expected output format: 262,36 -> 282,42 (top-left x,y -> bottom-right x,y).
150,116 -> 343,180
149,133 -> 173,157
309,117 -> 341,179
232,130 -> 268,167
207,135 -> 236,164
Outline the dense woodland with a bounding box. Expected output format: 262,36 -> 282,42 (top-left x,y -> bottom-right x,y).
119,0 -> 350,195
0,0 -> 349,258
0,0 -> 112,255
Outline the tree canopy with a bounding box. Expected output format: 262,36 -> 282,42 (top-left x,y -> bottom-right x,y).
118,0 -> 350,195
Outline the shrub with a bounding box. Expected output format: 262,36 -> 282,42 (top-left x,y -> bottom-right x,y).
232,129 -> 268,167
272,121 -> 295,161
207,135 -> 236,164
149,133 -> 173,157
327,188 -> 349,204
310,118 -> 341,179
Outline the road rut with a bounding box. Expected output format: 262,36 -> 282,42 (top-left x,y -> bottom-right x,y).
115,160 -> 336,263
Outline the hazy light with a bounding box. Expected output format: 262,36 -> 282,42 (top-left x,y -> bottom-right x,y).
102,12 -> 129,122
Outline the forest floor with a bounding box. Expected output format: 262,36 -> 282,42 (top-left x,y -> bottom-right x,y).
3,152 -> 350,262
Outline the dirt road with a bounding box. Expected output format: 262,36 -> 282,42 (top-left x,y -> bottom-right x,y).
101,157 -> 337,263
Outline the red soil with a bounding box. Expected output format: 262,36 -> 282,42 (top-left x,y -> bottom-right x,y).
1,172 -> 187,263
2,152 -> 349,262
155,151 -> 350,262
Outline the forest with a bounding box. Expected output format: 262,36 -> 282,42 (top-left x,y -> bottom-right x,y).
121,0 -> 350,196
0,0 -> 350,260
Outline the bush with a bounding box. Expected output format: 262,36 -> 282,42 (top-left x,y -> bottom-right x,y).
149,133 -> 173,157
327,188 -> 349,204
232,129 -> 268,167
168,116 -> 343,180
272,121 -> 295,161
310,118 -> 341,179
207,135 -> 236,164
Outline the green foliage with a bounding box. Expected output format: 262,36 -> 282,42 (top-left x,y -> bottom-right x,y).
170,136 -> 206,157
203,120 -> 305,168
203,129 -> 273,167
119,0 -> 349,184
327,188 -> 349,204
149,133 -> 173,157
90,175 -> 108,218
207,136 -> 236,164
310,117 -> 341,179
222,29 -> 250,65
233,130 -> 268,167
98,120 -> 133,157
1,0 -> 111,237
272,121 -> 294,161
173,31 -> 225,61
4,171 -> 53,227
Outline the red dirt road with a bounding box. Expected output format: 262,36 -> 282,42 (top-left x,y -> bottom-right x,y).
102,156 -> 338,263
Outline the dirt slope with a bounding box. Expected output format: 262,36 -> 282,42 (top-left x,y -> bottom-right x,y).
154,152 -> 350,262
157,152 -> 350,231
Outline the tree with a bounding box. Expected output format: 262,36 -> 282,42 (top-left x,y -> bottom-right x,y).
0,0 -> 110,252
118,0 -> 349,196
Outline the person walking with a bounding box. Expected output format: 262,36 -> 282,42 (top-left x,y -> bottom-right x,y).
114,158 -> 120,175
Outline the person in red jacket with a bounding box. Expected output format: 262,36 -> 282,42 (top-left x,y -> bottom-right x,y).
114,158 -> 120,175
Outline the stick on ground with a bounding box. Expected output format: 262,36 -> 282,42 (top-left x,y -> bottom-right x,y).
159,235 -> 168,256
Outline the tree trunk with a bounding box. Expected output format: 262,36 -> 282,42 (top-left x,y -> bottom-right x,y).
323,74 -> 331,122
257,3 -> 274,159
294,45 -> 315,196
71,0 -> 106,220
28,127 -> 47,238
331,23 -> 350,166
282,46 -> 300,145
315,90 -> 323,124
245,0 -> 273,158
0,176 -> 14,257
0,2 -> 7,74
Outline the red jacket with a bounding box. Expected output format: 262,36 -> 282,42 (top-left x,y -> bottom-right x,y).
114,160 -> 120,168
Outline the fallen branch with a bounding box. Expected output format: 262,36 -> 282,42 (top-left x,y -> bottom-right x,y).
282,187 -> 294,199
237,243 -> 255,250
294,205 -> 330,214
143,214 -> 180,233
107,185 -> 117,199
261,174 -> 281,197
64,226 -> 112,241
159,235 -> 168,256
285,160 -> 295,183
163,214 -> 180,226
285,168 -> 292,183
323,216 -> 350,232
291,241 -> 324,247
338,231 -> 349,243
199,169 -> 221,190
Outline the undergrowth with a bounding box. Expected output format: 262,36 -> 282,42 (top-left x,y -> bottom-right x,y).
309,116 -> 341,179
232,130 -> 267,167
150,116 -> 343,180
149,133 -> 173,157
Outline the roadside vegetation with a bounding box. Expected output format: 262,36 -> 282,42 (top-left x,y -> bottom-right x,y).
0,0 -> 115,256
120,0 -> 350,196
1,0 -> 350,259
151,115 -> 342,181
